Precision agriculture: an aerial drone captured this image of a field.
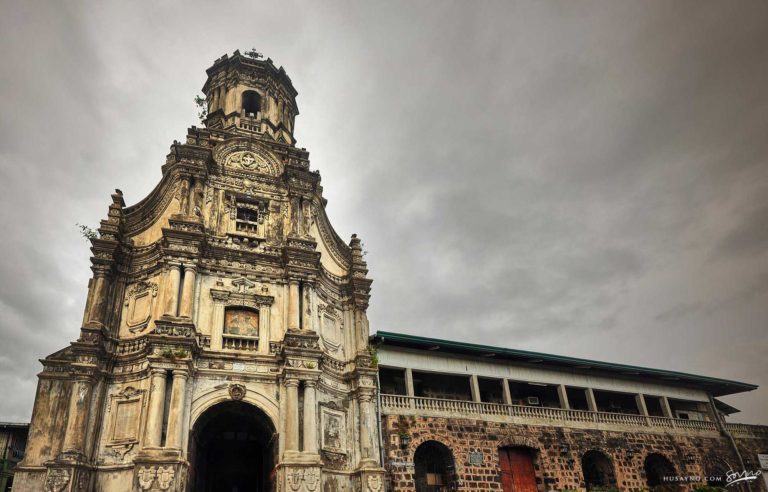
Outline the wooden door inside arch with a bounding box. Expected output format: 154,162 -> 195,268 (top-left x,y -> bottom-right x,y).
499,447 -> 537,492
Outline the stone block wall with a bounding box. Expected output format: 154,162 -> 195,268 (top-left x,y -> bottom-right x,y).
381,415 -> 768,492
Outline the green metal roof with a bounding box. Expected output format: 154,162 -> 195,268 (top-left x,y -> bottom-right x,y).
371,331 -> 757,397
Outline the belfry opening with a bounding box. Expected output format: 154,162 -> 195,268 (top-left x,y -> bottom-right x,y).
190,401 -> 276,492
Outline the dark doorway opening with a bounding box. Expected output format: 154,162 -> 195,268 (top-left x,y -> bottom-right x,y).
644,453 -> 680,491
414,440 -> 456,491
582,450 -> 616,490
190,401 -> 276,492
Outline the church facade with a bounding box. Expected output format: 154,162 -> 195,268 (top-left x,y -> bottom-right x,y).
14,51 -> 384,492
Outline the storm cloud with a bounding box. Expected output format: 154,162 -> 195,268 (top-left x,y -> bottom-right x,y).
0,0 -> 766,423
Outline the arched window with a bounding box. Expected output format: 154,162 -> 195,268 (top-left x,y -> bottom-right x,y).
224,306 -> 259,337
414,441 -> 456,492
242,90 -> 261,116
582,450 -> 616,490
644,453 -> 680,491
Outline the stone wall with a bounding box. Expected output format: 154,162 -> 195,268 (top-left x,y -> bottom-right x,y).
382,414 -> 768,492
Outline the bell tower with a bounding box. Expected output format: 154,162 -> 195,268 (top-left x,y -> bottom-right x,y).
202,50 -> 298,145
13,51 -> 385,492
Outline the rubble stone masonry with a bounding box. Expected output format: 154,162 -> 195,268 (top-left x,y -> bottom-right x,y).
382,414 -> 768,492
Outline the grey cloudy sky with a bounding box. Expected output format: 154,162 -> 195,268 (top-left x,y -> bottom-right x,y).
1,1 -> 766,423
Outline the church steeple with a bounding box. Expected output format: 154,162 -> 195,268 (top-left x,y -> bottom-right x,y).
201,49 -> 298,145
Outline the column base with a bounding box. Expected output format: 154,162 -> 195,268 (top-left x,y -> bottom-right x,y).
133,452 -> 188,492
355,466 -> 386,492
277,463 -> 322,492
39,460 -> 94,492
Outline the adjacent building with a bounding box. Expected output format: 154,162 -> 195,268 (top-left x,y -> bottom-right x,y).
0,423 -> 27,492
373,331 -> 768,491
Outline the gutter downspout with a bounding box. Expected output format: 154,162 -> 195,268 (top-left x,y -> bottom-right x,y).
709,393 -> 752,492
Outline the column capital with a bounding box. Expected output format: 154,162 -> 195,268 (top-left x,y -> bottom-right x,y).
284,378 -> 300,387
150,367 -> 167,377
304,379 -> 318,388
171,369 -> 189,379
183,264 -> 198,273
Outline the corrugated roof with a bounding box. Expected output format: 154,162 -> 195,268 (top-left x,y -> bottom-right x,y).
371,331 -> 757,397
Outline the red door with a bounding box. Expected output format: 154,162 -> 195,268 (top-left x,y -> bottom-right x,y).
499,448 -> 537,492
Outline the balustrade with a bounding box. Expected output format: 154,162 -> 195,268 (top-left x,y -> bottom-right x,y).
379,395 -> 747,436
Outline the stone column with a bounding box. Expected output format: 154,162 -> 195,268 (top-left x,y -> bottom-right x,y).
288,281 -> 300,331
284,378 -> 300,452
586,388 -> 598,412
470,375 -> 481,403
302,380 -> 318,454
164,264 -> 182,316
636,394 -> 649,416
502,379 -> 512,405
61,376 -> 94,458
165,370 -> 188,449
405,368 -> 415,397
143,368 -> 167,447
557,385 -> 571,410
359,391 -> 375,461
87,272 -> 109,324
660,396 -> 674,418
179,265 -> 197,318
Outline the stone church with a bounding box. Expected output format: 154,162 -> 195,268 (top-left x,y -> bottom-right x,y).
14,51 -> 385,491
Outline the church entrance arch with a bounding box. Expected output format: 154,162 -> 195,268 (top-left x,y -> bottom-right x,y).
190,400 -> 277,492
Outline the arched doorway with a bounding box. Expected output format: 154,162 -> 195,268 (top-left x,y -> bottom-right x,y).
414,440 -> 457,491
644,453 -> 680,491
499,446 -> 538,492
582,450 -> 616,490
190,400 -> 276,492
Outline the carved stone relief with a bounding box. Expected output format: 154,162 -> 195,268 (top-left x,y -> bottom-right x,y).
320,407 -> 346,454
124,281 -> 158,333
317,304 -> 343,354
137,465 -> 175,491
44,468 -> 70,492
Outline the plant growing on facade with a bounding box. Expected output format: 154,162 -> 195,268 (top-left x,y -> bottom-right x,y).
194,95 -> 207,122
76,223 -> 98,241
368,346 -> 379,368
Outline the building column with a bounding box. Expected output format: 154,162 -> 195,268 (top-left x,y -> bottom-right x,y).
558,385 -> 571,410
284,378 -> 300,452
288,281 -> 300,331
179,265 -> 197,318
143,368 -> 167,448
636,394 -> 649,416
405,368 -> 415,397
586,388 -> 598,412
165,370 -> 188,449
470,375 -> 481,403
164,264 -> 182,316
660,396 -> 674,418
359,391 -> 376,462
502,379 -> 512,405
87,272 -> 109,324
61,376 -> 94,458
303,380 -> 318,454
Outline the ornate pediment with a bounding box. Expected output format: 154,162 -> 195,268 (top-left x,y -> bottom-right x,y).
213,138 -> 283,177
